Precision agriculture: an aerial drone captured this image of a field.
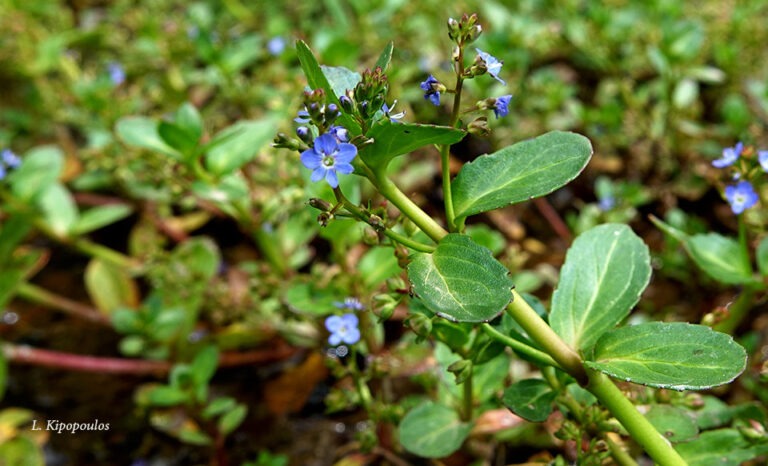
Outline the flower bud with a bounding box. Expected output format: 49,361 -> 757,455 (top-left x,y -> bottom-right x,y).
447,359 -> 473,384
272,132 -> 301,151
448,17 -> 461,41
308,197 -> 333,211
317,212 -> 333,227
467,25 -> 482,43
468,116 -> 490,136
405,313 -> 432,339
362,226 -> 380,245
296,126 -> 312,144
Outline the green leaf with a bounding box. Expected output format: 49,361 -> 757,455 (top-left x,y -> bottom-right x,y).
172,237 -> 221,280
217,404 -> 247,436
84,258 -> 140,315
174,102 -> 203,143
146,386 -> 189,406
0,214 -> 33,263
685,233 -> 754,285
283,282 -> 339,316
0,436 -> 45,466
358,247 -> 401,288
191,345 -> 219,385
8,146 -> 63,201
0,250 -> 43,310
295,40 -> 361,135
550,224 -> 651,352
71,204 -> 133,235
158,121 -> 198,158
645,405 -> 699,443
360,121 -> 465,169
757,236 -> 768,277
451,131 -> 592,219
374,41 -> 394,71
501,379 -> 557,422
585,322 -> 747,390
675,428 -> 768,466
202,397 -> 237,419
407,234 -> 514,322
116,116 -> 181,159
319,65 -> 361,98
398,401 -> 472,458
204,120 -> 276,176
37,183 -> 78,237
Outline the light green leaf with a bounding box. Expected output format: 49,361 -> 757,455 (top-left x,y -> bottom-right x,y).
71,204 -> 133,235
84,258 -> 140,315
374,41 -> 394,71
501,379 -> 557,422
217,404 -> 247,436
399,401 -> 472,458
204,120 -> 276,176
451,131 -> 592,219
8,146 -> 63,201
358,247 -> 401,288
360,121 -> 465,169
586,322 -> 747,390
686,233 -> 754,285
675,428 -> 768,466
37,183 -> 78,237
320,65 -> 361,98
645,405 -> 699,443
146,386 -> 189,406
407,234 -> 514,322
158,121 -> 197,158
116,116 -> 182,159
550,224 -> 651,352
0,250 -> 43,310
0,436 -> 45,466
175,102 -> 203,142
191,345 -> 219,385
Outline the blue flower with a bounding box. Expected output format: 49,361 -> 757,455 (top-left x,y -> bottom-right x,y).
334,297 -> 364,311
758,150 -> 768,173
475,49 -> 505,85
725,181 -> 758,214
0,164 -> 5,181
107,62 -> 125,86
300,133 -> 357,188
1,149 -> 20,168
598,196 -> 616,211
267,36 -> 286,56
325,313 -> 360,346
294,108 -> 311,124
420,75 -> 441,106
382,101 -> 405,123
712,142 -> 743,168
493,95 -> 513,118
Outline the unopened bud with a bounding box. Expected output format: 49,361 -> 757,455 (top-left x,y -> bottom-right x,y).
273,132 -> 300,151
405,313 -> 432,338
340,93 -> 355,113
296,126 -> 312,144
468,116 -> 490,137
317,212 -> 333,227
448,18 -> 460,41
447,359 -> 473,384
308,198 -> 333,211
467,25 -> 482,43
362,227 -> 380,245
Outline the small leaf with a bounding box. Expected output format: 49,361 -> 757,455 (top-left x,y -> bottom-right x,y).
501,379 -> 557,422
585,322 -> 747,390
204,120 -> 276,176
407,234 -> 514,322
8,146 -> 63,201
398,401 -> 472,458
0,214 -> 33,263
320,65 -> 361,98
158,121 -> 197,158
202,397 -> 237,419
451,131 -> 592,219
757,236 -> 768,277
360,121 -> 465,169
116,116 -> 181,159
174,102 -> 203,142
295,40 -> 361,135
37,183 -> 79,237
686,233 -> 754,285
675,428 -> 768,466
358,247 -> 401,288
71,204 -> 133,235
550,224 -> 651,352
191,345 -> 219,386
84,258 -> 140,315
374,41 -> 394,71
645,405 -> 699,443
217,404 -> 247,436
146,386 -> 189,406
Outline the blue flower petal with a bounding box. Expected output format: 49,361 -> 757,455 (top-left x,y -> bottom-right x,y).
325,169 -> 339,188
300,149 -> 322,169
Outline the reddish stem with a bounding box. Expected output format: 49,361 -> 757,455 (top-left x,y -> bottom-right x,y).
533,197 -> 572,243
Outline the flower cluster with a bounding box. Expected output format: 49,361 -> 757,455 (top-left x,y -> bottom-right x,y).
0,149 -> 21,180
711,142 -> 768,214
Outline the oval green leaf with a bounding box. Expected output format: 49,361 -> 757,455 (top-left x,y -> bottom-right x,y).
116,116 -> 181,159
8,146 -> 63,202
645,405 -> 699,443
205,120 -> 276,176
84,258 -> 140,315
407,234 -> 514,322
360,121 -> 465,169
451,131 -> 592,219
37,183 -> 78,237
71,204 -> 133,235
501,379 -> 557,422
398,401 -> 472,458
585,322 -> 747,390
685,233 -> 754,285
675,428 -> 768,466
550,224 -> 651,352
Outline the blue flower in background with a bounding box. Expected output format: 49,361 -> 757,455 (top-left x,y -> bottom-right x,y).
107,62 -> 125,86
325,313 -> 360,346
267,36 -> 286,56
475,49 -> 505,85
725,180 -> 758,214
334,297 -> 364,311
294,108 -> 311,124
758,150 -> 768,173
712,142 -> 743,168
2,149 -> 21,168
420,75 -> 441,106
493,95 -> 512,118
300,133 -> 357,188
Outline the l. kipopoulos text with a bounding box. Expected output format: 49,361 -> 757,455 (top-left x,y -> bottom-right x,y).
31,419 -> 110,434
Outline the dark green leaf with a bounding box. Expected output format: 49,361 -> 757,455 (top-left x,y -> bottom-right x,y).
158,121 -> 197,158
0,250 -> 44,310
398,401 -> 472,458
360,121 -> 465,169
204,120 -> 276,176
645,405 -> 699,443
374,41 -> 394,71
675,428 -> 768,466
116,116 -> 181,159
451,131 -> 592,219
295,40 -> 361,135
586,322 -> 747,390
686,233 -> 754,285
407,234 -> 514,322
550,224 -> 651,352
71,204 -> 133,235
501,379 -> 557,422
8,146 -> 63,202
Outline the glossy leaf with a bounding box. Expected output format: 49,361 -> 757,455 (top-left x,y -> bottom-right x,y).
675,428 -> 768,466
407,234 -> 514,322
586,322 -> 747,390
84,258 -> 140,315
501,379 -> 557,422
37,183 -> 78,237
205,120 -> 276,176
686,233 -> 754,285
295,40 -> 361,135
399,401 -> 472,458
451,131 -> 592,219
9,146 -> 63,202
550,224 -> 651,352
360,121 -> 465,169
645,405 -> 699,443
116,116 -> 181,159
71,204 -> 133,235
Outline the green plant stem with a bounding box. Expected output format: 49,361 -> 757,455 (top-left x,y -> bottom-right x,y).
506,290 -> 586,384
16,282 -> 111,325
587,370 -> 687,466
480,323 -> 562,370
461,365 -> 473,422
70,236 -> 141,272
371,173 -> 447,242
713,287 -> 756,335
440,145 -> 456,231
604,434 -> 639,466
